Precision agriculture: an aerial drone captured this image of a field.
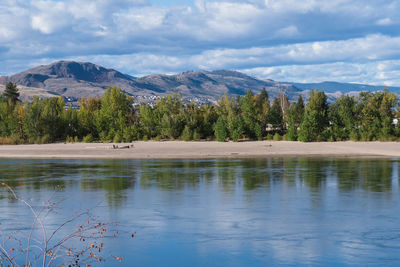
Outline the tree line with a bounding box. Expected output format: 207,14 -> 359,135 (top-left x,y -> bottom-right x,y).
0,82 -> 399,144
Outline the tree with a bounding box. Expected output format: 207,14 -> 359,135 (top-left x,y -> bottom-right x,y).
256,88 -> 271,136
269,97 -> 283,131
285,95 -> 305,141
298,90 -> 329,142
154,94 -> 185,139
200,104 -> 218,140
139,104 -> 156,139
328,95 -> 358,141
3,82 -> 20,104
96,86 -> 135,142
357,90 -> 398,141
240,90 -> 261,139
214,117 -> 228,142
293,95 -> 305,124
78,96 -> 101,138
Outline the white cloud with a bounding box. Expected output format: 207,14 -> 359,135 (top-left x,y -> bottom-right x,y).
376,18 -> 393,26
114,6 -> 167,31
31,1 -> 72,34
1,0 -> 400,86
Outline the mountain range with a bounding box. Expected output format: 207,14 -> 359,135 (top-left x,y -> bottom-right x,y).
0,61 -> 398,104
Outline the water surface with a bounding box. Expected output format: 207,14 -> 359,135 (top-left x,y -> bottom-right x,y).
0,158 -> 399,266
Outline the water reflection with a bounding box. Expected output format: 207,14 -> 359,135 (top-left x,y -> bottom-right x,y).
0,158 -> 398,204
0,157 -> 400,266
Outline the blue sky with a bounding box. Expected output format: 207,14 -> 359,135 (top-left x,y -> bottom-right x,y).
1,0 -> 400,85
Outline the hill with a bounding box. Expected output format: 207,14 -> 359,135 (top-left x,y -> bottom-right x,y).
1,61 -> 398,104
0,61 -> 300,104
292,81 -> 400,94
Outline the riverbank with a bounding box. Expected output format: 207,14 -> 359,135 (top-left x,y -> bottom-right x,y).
0,141 -> 400,159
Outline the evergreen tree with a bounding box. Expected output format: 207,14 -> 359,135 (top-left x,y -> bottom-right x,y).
293,95 -> 305,123
256,88 -> 271,136
3,82 -> 20,104
285,95 -> 304,141
201,104 -> 218,140
269,97 -> 283,131
214,117 -> 228,142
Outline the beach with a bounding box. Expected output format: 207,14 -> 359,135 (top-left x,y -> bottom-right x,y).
0,141 -> 400,159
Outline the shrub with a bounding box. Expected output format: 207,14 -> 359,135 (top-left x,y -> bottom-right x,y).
152,135 -> 161,141
273,133 -> 281,141
231,128 -> 242,142
99,131 -> 110,143
40,134 -> 51,144
349,130 -> 359,141
193,131 -> 201,141
287,126 -> 297,141
10,135 -> 24,145
83,134 -> 93,143
0,182 -> 124,266
113,133 -> 122,143
123,125 -> 141,142
181,126 -> 193,141
0,137 -> 13,145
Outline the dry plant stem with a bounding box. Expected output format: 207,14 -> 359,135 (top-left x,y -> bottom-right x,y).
26,190 -> 56,266
0,244 -> 15,266
45,210 -> 90,267
1,183 -> 124,266
1,182 -> 48,267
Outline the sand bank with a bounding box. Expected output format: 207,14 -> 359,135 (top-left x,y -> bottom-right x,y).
0,141 -> 400,159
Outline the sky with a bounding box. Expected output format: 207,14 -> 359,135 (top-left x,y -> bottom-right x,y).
1,0 -> 400,85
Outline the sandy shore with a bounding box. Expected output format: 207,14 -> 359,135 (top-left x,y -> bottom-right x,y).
0,141 -> 400,159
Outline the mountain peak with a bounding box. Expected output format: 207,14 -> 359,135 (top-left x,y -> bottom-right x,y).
7,60 -> 130,88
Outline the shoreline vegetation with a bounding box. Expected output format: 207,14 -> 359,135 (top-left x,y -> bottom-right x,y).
1,82 -> 400,145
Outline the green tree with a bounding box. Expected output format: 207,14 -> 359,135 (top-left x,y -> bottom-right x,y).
240,90 -> 261,139
200,104 -> 218,140
40,97 -> 65,142
256,88 -> 271,136
298,90 -> 329,142
22,97 -> 44,143
96,86 -> 135,142
78,96 -> 101,138
328,95 -> 358,141
139,104 -> 156,139
154,94 -> 185,139
357,90 -> 397,141
3,82 -> 20,104
285,95 -> 304,141
269,97 -> 283,131
214,117 -> 228,142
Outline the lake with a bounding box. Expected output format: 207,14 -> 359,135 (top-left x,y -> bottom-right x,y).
0,158 -> 399,266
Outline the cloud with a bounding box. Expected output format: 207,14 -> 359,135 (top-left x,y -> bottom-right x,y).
241,60 -> 400,86
0,0 -> 400,85
31,1 -> 72,34
376,18 -> 393,26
